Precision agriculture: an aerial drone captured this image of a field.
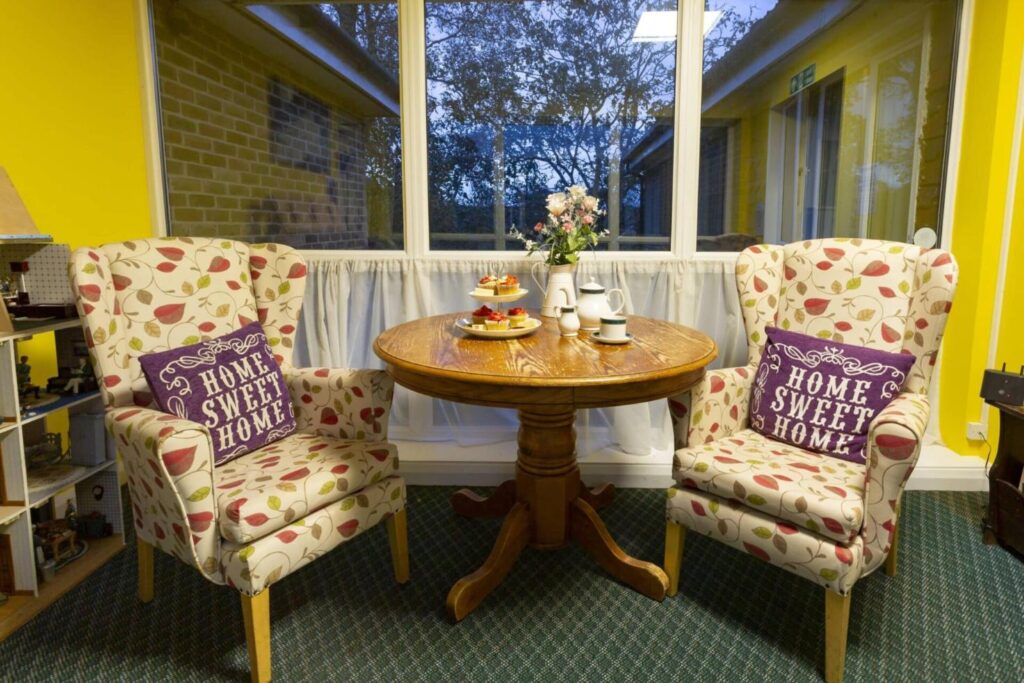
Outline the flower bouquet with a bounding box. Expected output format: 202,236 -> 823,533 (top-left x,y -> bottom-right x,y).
509,185 -> 608,265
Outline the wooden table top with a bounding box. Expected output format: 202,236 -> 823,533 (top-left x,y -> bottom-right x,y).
373,312 -> 717,409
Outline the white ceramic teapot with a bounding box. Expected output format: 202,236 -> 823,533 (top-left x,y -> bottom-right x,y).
576,279 -> 625,331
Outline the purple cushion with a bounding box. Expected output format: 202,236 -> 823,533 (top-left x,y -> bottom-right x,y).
749,327 -> 915,464
139,322 -> 296,466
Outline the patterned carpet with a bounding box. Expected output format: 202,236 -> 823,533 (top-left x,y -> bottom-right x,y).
1,487 -> 1022,682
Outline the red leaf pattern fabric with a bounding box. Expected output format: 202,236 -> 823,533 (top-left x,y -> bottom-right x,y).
214,433 -> 398,544
667,239 -> 955,596
73,239 -> 405,597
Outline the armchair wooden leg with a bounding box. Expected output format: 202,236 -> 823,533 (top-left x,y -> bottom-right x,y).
824,589 -> 852,683
885,520 -> 899,577
137,538 -> 154,604
241,590 -> 271,683
664,521 -> 686,598
386,508 -> 410,584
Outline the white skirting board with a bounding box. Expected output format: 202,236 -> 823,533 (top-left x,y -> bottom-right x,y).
393,438 -> 989,492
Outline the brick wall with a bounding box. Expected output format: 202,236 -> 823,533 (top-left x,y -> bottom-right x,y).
153,0 -> 370,249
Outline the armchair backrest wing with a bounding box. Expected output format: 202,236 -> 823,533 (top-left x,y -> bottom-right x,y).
70,238 -> 306,409
736,239 -> 957,394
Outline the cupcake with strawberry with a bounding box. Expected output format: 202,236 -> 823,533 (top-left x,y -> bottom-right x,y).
474,274 -> 499,296
497,274 -> 520,295
484,311 -> 510,330
507,307 -> 528,327
472,305 -> 494,324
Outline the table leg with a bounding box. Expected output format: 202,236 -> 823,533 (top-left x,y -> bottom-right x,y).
570,498 -> 669,601
447,406 -> 666,620
446,502 -> 530,622
578,482 -> 616,510
451,480 -> 517,518
516,407 -> 579,549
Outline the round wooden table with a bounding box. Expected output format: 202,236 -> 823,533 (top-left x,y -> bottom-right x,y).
373,312 -> 717,621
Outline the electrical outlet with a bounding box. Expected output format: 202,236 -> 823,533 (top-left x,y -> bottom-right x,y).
966,421 -> 988,441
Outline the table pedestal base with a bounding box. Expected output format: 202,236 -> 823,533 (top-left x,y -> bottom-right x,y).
446,407 -> 669,622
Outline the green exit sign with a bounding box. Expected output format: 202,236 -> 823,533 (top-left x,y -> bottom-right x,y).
789,64 -> 816,95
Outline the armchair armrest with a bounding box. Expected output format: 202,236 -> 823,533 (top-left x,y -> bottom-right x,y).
861,392 -> 929,574
668,364 -> 756,450
283,366 -> 394,442
106,407 -> 222,582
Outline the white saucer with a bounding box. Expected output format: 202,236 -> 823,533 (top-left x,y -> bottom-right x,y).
591,332 -> 632,345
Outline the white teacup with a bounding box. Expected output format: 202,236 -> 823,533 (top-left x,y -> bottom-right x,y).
599,315 -> 628,340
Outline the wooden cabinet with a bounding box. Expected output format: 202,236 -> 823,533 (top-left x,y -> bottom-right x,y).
0,318 -> 124,641
983,403 -> 1024,559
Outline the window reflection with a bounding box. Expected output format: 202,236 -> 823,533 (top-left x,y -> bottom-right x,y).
154,1 -> 403,249
698,0 -> 958,251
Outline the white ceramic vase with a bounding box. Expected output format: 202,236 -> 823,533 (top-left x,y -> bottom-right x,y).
531,262 -> 577,318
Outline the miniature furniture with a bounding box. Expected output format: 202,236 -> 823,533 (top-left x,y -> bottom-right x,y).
36,519 -> 78,563
982,402 -> 1024,560
663,239 -> 957,682
70,238 -> 408,683
374,313 -> 715,621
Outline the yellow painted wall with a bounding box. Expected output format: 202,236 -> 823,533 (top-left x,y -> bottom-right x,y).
0,0 -> 155,440
940,0 -> 1024,455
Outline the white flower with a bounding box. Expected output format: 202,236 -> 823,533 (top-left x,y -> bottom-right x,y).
568,185 -> 586,199
581,195 -> 598,212
546,192 -> 567,217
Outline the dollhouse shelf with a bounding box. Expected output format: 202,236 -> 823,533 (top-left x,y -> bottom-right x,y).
28,459 -> 117,509
21,391 -> 101,425
0,317 -> 124,643
0,317 -> 80,341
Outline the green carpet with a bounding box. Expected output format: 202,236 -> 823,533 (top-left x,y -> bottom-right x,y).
1,488 -> 1022,682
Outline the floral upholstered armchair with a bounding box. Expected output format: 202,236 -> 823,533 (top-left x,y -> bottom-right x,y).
663,239 -> 957,683
70,238 -> 408,683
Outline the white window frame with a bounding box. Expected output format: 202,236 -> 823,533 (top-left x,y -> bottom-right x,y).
136,0 -> 971,265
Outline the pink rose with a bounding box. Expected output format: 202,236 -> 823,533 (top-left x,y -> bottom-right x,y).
562,223 -> 574,233
534,222 -> 544,233
582,215 -> 593,224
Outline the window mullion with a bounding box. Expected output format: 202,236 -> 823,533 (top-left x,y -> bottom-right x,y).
398,0 -> 430,258
671,0 -> 703,259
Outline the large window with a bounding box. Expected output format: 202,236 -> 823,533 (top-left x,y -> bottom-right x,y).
152,0 -> 962,255
153,0 -> 402,249
424,0 -> 678,251
698,0 -> 959,251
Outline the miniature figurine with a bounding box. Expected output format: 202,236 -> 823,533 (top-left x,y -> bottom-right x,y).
63,357 -> 88,395
16,355 -> 40,400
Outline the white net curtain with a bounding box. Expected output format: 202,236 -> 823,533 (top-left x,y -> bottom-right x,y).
293,256 -> 749,457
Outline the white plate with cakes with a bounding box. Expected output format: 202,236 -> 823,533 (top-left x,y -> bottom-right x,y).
455,315 -> 541,339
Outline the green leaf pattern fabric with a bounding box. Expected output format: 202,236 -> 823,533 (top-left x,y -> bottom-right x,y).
214,434 -> 398,544
666,238 -> 957,595
284,366 -> 395,443
673,429 -> 866,543
221,477 -> 405,596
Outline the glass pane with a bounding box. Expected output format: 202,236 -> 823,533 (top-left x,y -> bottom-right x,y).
698,0 -> 959,251
426,0 -> 677,252
153,0 -> 402,249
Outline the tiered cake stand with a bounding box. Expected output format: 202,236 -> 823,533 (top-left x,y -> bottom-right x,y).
455,288 -> 541,339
